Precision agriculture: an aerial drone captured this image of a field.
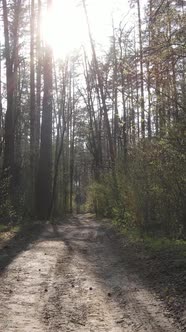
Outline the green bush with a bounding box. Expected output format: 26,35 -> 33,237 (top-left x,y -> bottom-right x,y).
86,123 -> 186,239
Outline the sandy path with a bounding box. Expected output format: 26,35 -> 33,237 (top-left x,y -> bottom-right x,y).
0,214 -> 181,331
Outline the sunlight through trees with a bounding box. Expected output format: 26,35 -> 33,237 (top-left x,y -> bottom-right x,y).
0,0 -> 185,237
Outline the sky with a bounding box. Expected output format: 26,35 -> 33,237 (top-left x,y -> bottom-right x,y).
41,0 -> 136,58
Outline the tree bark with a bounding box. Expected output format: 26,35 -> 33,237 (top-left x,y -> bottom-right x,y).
30,0 -> 36,214
2,0 -> 21,181
36,0 -> 53,219
137,0 -> 145,138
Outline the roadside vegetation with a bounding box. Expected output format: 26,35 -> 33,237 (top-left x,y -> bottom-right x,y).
0,1 -> 185,241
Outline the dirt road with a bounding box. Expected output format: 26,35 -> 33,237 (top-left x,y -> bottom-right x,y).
0,214 -> 182,331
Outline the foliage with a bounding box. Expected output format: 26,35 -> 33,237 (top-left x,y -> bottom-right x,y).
0,176 -> 17,224
0,0 -> 185,233
87,123 -> 186,239
86,179 -> 113,217
128,126 -> 186,237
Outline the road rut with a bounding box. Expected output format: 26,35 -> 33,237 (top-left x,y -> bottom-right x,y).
0,214 -> 182,331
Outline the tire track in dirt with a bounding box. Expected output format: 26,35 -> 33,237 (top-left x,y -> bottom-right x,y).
0,214 -> 182,331
0,234 -> 63,331
42,215 -> 181,331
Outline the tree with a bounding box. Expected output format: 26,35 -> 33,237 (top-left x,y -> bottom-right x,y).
30,0 -> 36,213
2,0 -> 21,179
36,0 -> 53,219
82,0 -> 115,164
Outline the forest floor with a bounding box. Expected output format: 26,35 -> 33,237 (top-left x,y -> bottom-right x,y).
0,214 -> 185,332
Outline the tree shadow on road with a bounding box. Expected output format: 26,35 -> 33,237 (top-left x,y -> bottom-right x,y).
0,222 -> 45,275
49,216 -> 185,331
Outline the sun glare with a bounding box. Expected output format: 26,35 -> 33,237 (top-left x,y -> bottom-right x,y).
41,0 -> 130,59
41,0 -> 87,58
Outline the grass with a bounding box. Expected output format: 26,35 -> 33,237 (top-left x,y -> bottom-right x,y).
114,222 -> 186,256
139,236 -> 186,260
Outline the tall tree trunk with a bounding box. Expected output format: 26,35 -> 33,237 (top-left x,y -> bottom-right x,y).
147,0 -> 152,139
2,0 -> 15,175
118,34 -> 127,163
146,59 -> 152,139
30,0 -> 36,214
2,0 -> 21,182
36,0 -> 42,156
0,43 -> 3,157
36,0 -> 53,220
137,0 -> 145,138
112,21 -> 119,155
135,51 -> 140,139
69,109 -> 75,213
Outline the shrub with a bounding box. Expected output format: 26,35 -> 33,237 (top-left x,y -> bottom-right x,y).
0,175 -> 17,224
86,125 -> 186,239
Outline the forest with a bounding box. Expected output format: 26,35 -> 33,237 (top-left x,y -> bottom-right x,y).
0,1 -> 186,331
0,0 -> 185,239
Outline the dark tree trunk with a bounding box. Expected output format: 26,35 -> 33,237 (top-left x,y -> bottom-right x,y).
2,0 -> 21,182
36,0 -> 41,154
2,0 -> 15,175
137,0 -> 145,139
30,0 -> 36,214
0,44 -> 3,157
36,0 -> 53,220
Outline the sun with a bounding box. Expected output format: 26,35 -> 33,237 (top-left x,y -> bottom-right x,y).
41,0 -> 87,58
41,0 -> 130,59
